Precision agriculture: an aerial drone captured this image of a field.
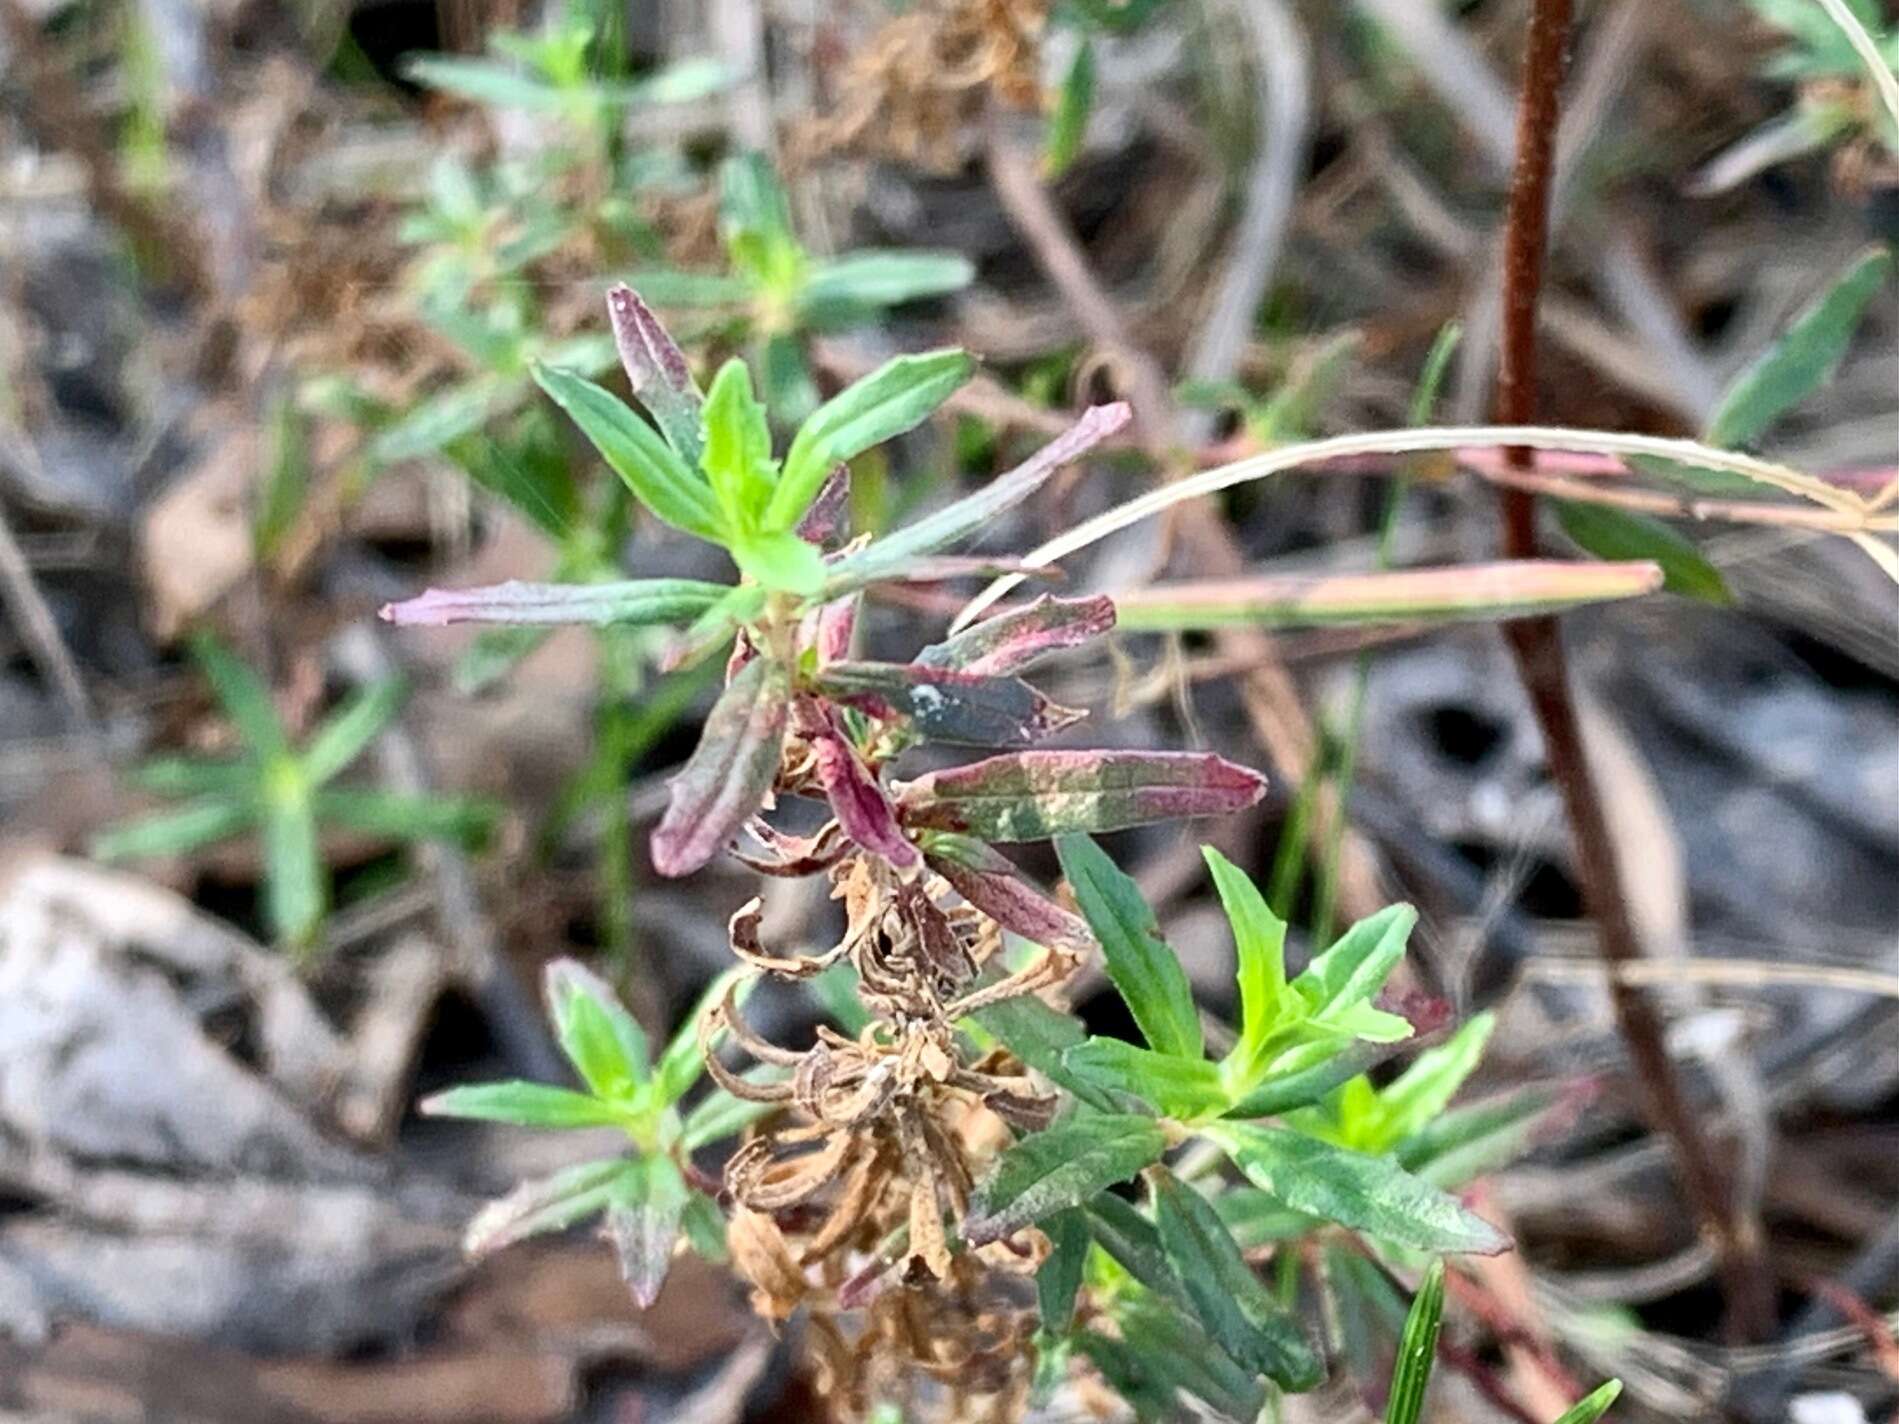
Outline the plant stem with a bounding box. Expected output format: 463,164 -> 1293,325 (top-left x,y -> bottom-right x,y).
1491,0 -> 1773,1342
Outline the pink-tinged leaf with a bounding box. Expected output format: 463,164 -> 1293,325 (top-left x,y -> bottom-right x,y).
814,721 -> 918,868
607,284 -> 703,461
1108,560 -> 1664,631
918,594 -> 1116,676
828,402 -> 1132,588
828,556 -> 1061,594
921,832 -> 1092,951
732,818 -> 849,877
796,463 -> 851,547
899,750 -> 1266,842
651,656 -> 790,877
604,1155 -> 688,1309
815,661 -> 1084,747
814,593 -> 858,664
381,578 -> 728,628
464,1158 -> 628,1258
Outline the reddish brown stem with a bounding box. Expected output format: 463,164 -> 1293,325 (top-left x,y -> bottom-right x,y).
1490,0 -> 1775,1343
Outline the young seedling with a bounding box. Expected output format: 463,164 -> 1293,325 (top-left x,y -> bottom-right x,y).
93,636 -> 495,956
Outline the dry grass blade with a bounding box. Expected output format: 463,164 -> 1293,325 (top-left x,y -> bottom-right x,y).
1106,560 -> 1664,630
953,424 -> 1897,628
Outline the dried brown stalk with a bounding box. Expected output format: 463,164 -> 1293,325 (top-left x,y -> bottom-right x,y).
1490,0 -> 1775,1343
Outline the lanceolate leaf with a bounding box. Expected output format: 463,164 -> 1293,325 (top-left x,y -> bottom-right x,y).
651,656 -> 791,877
700,357 -> 779,529
964,1114 -> 1168,1245
971,993 -> 1115,1111
606,1154 -> 689,1308
1224,1038 -> 1400,1120
533,363 -> 723,540
1150,1168 -> 1323,1391
464,1157 -> 632,1257
1108,560 -> 1666,630
770,350 -> 975,530
381,578 -> 729,628
606,284 -> 704,463
1086,1192 -> 1188,1305
1114,1296 -> 1271,1423
1206,1122 -> 1507,1255
1554,504 -> 1729,605
1293,904 -> 1418,1031
816,661 -> 1084,746
546,958 -> 649,1096
1551,1381 -> 1624,1424
813,723 -> 918,868
92,799 -> 256,862
921,833 -> 1092,951
900,750 -> 1267,843
420,1080 -> 629,1129
917,594 -> 1117,676
1202,847 -> 1288,1074
829,402 -> 1132,587
1037,1208 -> 1091,1333
1368,1011 -> 1496,1153
1399,1081 -> 1586,1188
1384,1259 -> 1447,1424
1064,1038 -> 1228,1118
1706,244 -> 1892,449
1057,834 -> 1201,1060
801,251 -> 976,310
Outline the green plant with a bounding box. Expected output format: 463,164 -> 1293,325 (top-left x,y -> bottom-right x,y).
93,636 -> 495,954
384,290 -> 1636,1420
630,153 -> 974,420
1694,0 -> 1899,192
424,959 -> 765,1305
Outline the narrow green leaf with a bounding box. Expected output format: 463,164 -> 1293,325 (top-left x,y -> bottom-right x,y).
1037,1208 -> 1090,1333
651,655 -> 791,876
801,251 -> 975,313
1706,244 -> 1892,448
1043,40 -> 1096,177
261,767 -> 324,951
303,679 -> 405,785
1555,503 -> 1729,605
606,1154 -> 689,1307
1224,1039 -> 1398,1120
1064,1038 -> 1228,1118
421,1080 -> 629,1129
402,55 -> 564,111
192,636 -> 287,757
1056,835 -> 1201,1060
1398,1082 -> 1577,1188
964,1114 -> 1168,1245
91,798 -> 256,861
1115,1295 -> 1271,1422
546,958 -> 648,1098
1206,1122 -> 1507,1255
700,357 -> 779,529
1151,1168 -> 1323,1390
532,363 -> 723,540
770,349 -> 975,530
311,788 -> 495,845
1085,1192 -> 1187,1304
1202,847 -> 1287,1077
128,758 -> 252,798
1368,1011 -> 1496,1154
1292,904 -> 1417,1028
729,527 -> 827,595
1552,1381 -> 1623,1424
1384,1260 -> 1446,1424
971,993 -> 1116,1111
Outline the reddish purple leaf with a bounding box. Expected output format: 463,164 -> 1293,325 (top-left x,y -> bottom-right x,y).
380,578 -> 727,628
813,721 -> 918,868
813,593 -> 858,664
651,656 -> 790,877
815,661 -> 1084,747
918,594 -> 1116,676
921,832 -> 1092,951
899,750 -> 1267,842
607,284 -> 703,460
796,463 -> 851,547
